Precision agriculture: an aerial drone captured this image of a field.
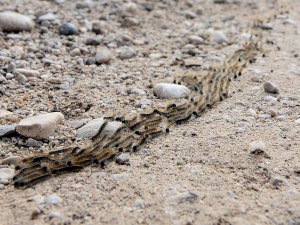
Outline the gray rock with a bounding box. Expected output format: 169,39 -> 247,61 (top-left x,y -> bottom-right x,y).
264,95 -> 277,105
1,156 -> 21,166
76,118 -> 123,139
271,177 -> 286,187
154,83 -> 190,99
95,49 -> 112,64
15,68 -> 40,78
6,73 -> 14,79
0,124 -> 16,137
7,62 -> 16,73
70,48 -> 81,57
138,99 -> 152,107
295,118 -> 300,124
128,88 -> 145,95
121,2 -> 138,17
0,168 -> 15,184
185,11 -> 197,19
263,81 -> 279,94
0,184 -> 4,190
46,194 -> 62,205
170,192 -> 198,203
0,75 -> 7,83
25,138 -> 43,147
211,30 -> 228,44
49,211 -> 64,220
16,112 -> 64,140
0,11 -> 34,32
188,35 -> 203,45
0,110 -> 12,118
116,154 -> 129,165
59,23 -> 78,35
112,173 -> 128,181
15,73 -> 28,84
134,199 -> 144,208
86,37 -> 101,46
38,13 -> 57,22
119,48 -> 136,60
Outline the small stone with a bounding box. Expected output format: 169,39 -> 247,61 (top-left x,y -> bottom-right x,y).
122,17 -> 140,27
251,75 -> 260,82
214,0 -> 227,3
211,30 -> 228,44
7,62 -> 16,73
95,49 -> 112,64
170,192 -> 198,203
249,141 -> 266,155
0,184 -> 4,190
46,194 -> 62,206
188,35 -> 203,45
112,173 -> 128,181
33,195 -> 45,205
263,81 -> 279,94
0,11 -> 34,32
92,21 -> 108,34
116,154 -> 129,165
0,125 -> 16,137
271,177 -> 286,187
119,48 -> 136,60
76,118 -> 123,139
258,114 -> 271,119
134,199 -> 144,208
295,118 -> 300,124
16,112 -> 64,140
6,73 -> 14,79
154,83 -> 190,99
25,138 -> 43,147
0,110 -> 12,118
0,168 -> 15,185
0,75 -> 7,83
128,88 -> 145,95
70,48 -> 81,57
1,156 -> 21,166
15,68 -> 40,78
86,37 -> 101,46
240,33 -> 252,40
264,96 -> 277,105
121,2 -> 139,17
185,11 -> 197,19
138,99 -> 152,107
59,23 -> 78,35
49,211 -> 64,220
16,74 -> 28,84
38,13 -> 57,22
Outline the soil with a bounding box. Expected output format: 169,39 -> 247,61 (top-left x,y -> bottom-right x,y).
0,0 -> 299,225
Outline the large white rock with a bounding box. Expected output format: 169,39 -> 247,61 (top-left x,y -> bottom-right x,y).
0,11 -> 34,32
76,118 -> 123,139
154,83 -> 191,99
16,112 -> 64,140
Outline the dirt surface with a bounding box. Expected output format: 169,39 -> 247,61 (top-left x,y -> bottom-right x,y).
0,0 -> 299,224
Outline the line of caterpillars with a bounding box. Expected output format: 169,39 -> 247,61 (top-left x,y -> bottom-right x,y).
11,37 -> 262,188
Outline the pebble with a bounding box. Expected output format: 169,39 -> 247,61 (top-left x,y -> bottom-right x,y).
76,118 -> 123,139
70,48 -> 81,57
49,211 -> 64,220
116,154 -> 129,165
16,112 -> 64,140
95,49 -> 112,64
33,195 -> 45,205
154,83 -> 190,99
0,109 -> 12,118
295,118 -> 300,124
128,88 -> 145,95
251,75 -> 260,82
271,177 -> 286,187
6,73 -> 14,79
112,173 -> 128,181
210,30 -> 228,44
119,48 -> 136,60
263,81 -> 279,94
15,73 -> 28,84
1,156 -> 21,166
121,2 -> 139,17
25,138 -> 43,147
138,99 -> 152,107
46,194 -> 62,206
0,75 -> 7,83
0,124 -> 16,137
59,23 -> 78,35
264,96 -> 278,105
170,192 -> 198,203
185,11 -> 197,19
249,141 -> 266,154
15,68 -> 40,78
188,35 -> 203,45
7,62 -> 16,73
0,168 -> 15,185
134,199 -> 144,208
0,11 -> 34,32
0,184 -> 4,190
38,13 -> 57,22
258,114 -> 271,119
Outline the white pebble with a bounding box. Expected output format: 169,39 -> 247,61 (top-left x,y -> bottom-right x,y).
0,11 -> 34,32
154,83 -> 190,99
0,168 -> 15,184
249,141 -> 266,153
46,194 -> 62,206
264,96 -> 277,105
210,30 -> 228,44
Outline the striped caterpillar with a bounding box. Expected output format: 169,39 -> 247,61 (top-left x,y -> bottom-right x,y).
11,37 -> 263,188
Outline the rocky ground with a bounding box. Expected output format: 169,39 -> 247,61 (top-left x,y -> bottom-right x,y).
0,0 -> 299,224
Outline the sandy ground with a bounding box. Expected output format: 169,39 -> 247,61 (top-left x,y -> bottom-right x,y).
0,0 -> 299,224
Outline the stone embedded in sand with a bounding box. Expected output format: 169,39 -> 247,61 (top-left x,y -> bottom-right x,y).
95,49 -> 112,64
154,83 -> 191,99
0,168 -> 15,185
119,48 -> 136,60
15,68 -> 40,78
76,118 -> 123,139
263,81 -> 279,94
16,112 -> 64,140
210,30 -> 228,44
0,11 -> 34,32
